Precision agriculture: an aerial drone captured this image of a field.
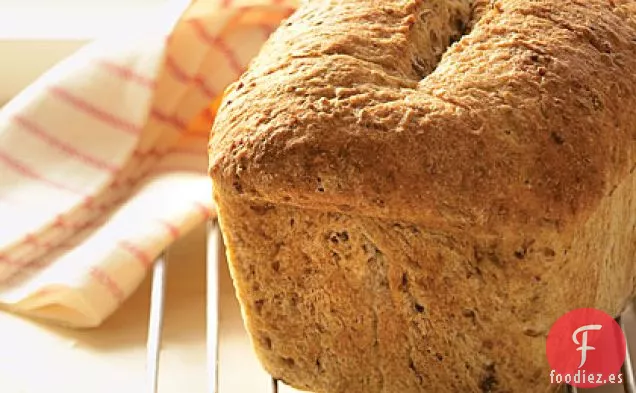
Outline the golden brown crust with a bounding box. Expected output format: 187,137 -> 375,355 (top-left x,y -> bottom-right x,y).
210,0 -> 636,392
210,0 -> 636,231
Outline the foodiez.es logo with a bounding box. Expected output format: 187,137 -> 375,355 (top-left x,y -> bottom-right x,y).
546,308 -> 626,388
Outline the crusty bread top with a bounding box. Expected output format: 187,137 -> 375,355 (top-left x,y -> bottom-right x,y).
210,0 -> 636,231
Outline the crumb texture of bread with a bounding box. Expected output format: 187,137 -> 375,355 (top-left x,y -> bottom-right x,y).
210,0 -> 636,392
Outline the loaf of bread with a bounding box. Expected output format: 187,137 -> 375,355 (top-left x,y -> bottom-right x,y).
209,1 -> 636,391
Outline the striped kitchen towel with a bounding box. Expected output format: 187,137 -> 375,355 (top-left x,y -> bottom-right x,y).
0,0 -> 296,327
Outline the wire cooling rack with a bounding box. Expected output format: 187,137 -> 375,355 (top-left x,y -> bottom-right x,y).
143,219 -> 636,393
144,221 -> 221,393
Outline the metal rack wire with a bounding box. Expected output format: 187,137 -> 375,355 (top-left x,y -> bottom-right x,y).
144,220 -> 636,393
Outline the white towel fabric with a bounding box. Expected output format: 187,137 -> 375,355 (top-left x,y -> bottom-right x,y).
0,0 -> 296,327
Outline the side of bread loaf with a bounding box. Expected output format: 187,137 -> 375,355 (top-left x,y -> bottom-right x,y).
210,1 -> 636,392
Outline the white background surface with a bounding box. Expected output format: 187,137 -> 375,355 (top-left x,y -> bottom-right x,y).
0,0 -> 170,104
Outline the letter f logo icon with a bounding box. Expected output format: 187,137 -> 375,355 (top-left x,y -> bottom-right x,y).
572,325 -> 603,368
